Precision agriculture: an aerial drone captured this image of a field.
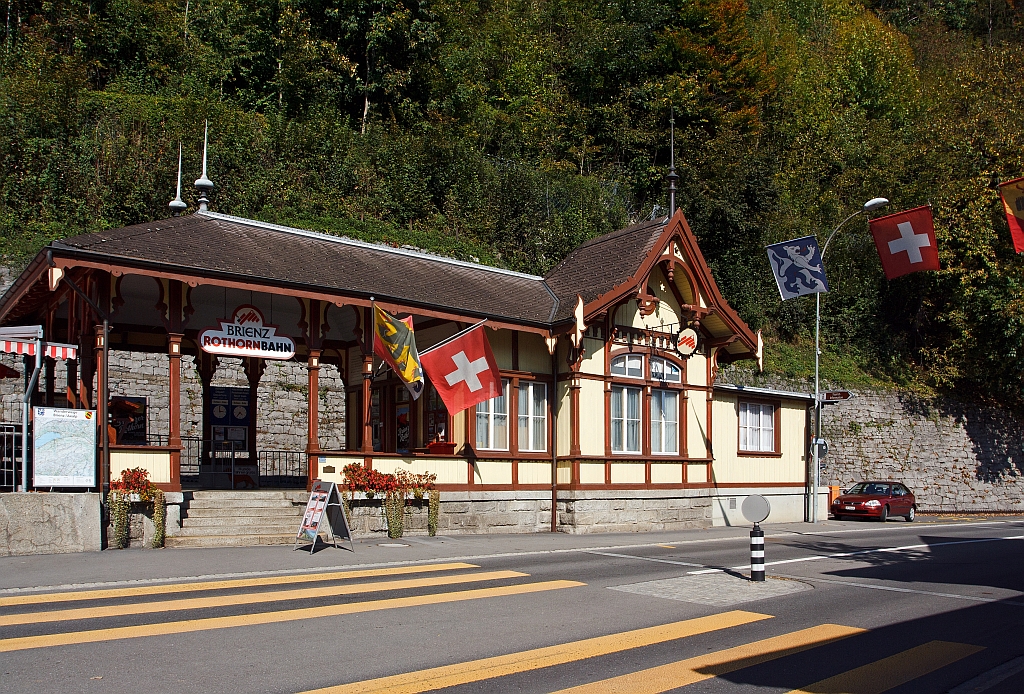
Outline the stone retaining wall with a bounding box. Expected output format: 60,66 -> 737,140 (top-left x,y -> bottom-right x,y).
719,366 -> 1024,512
0,492 -> 102,556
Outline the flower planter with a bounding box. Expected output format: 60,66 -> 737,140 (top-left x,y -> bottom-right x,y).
427,441 -> 457,455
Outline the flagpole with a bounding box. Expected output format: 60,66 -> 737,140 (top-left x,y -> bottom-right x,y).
811,197 -> 889,524
418,319 -> 488,357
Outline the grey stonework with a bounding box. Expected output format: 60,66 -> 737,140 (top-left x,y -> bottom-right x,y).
0,492 -> 102,555
719,364 -> 1024,512
0,350 -> 346,453
343,490 -> 713,536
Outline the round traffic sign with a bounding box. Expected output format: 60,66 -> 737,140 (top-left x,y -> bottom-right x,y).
741,494 -> 771,524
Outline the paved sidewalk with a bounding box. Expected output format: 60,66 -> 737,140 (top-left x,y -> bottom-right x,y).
1,514 -> 1006,593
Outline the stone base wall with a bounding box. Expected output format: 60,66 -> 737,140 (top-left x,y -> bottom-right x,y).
719,365 -> 1024,512
557,490 -> 713,533
344,491 -> 554,536
0,349 -> 346,460
343,490 -> 716,537
0,492 -> 102,556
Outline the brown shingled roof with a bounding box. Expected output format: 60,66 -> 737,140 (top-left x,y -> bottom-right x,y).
544,217 -> 666,321
51,212 -> 559,326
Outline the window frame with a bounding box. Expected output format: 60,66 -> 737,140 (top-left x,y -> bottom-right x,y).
650,388 -> 679,455
475,378 -> 510,451
517,380 -> 548,453
650,356 -> 682,384
610,384 -> 642,454
736,398 -> 782,456
610,353 -> 644,379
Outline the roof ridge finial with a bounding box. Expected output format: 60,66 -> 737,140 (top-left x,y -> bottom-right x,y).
194,120 -> 214,212
667,106 -> 677,218
169,142 -> 187,216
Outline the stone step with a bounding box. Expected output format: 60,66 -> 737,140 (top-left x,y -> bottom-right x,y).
175,523 -> 299,536
187,499 -> 299,509
184,506 -> 303,519
190,491 -> 306,501
182,515 -> 303,528
166,533 -> 298,548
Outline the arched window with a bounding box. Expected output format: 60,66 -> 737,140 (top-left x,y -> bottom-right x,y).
650,357 -> 681,383
610,354 -> 643,378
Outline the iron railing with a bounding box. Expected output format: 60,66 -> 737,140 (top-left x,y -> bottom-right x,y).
0,423 -> 23,492
258,450 -> 307,488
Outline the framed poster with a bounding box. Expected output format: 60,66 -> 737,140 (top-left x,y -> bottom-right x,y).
33,407 -> 97,487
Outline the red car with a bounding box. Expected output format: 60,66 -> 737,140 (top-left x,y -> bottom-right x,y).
830,481 -> 916,522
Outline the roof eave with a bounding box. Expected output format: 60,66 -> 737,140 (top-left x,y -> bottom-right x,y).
46,245 -> 557,333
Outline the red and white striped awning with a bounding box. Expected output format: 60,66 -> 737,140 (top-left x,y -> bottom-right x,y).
45,344 -> 77,360
0,340 -> 77,361
1,340 -> 35,356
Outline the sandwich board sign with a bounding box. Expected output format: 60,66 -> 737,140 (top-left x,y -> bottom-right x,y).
294,480 -> 353,553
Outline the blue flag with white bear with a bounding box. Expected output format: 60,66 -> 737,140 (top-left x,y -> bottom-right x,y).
766,235 -> 829,300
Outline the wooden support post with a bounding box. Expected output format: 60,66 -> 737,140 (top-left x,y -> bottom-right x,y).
243,357 -> 264,463
95,324 -> 109,492
196,351 -> 218,468
43,357 -> 55,407
306,351 -> 321,491
167,333 -> 183,492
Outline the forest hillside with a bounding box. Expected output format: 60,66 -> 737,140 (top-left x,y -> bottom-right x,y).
2,1 -> 1023,403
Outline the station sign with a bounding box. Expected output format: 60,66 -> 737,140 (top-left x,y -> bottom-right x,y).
199,305 -> 295,360
820,390 -> 853,403
675,326 -> 701,358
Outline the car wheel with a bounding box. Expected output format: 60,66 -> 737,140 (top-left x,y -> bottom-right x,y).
906,506 -> 915,522
879,505 -> 889,522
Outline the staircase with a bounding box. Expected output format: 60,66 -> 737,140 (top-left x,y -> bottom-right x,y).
165,490 -> 308,548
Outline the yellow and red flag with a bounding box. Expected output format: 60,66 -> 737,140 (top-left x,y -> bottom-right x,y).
998,178 -> 1024,253
372,305 -> 424,399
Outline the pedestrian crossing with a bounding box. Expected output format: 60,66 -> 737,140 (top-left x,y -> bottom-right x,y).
0,561 -> 987,693
0,562 -> 581,653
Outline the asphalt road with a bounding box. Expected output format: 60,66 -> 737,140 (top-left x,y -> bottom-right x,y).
1,516 -> 1023,694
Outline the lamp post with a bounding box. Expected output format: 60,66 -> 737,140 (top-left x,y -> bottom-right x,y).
811,197 -> 889,523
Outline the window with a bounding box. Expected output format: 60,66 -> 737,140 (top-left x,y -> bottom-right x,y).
518,382 -> 547,452
611,354 -> 643,378
739,402 -> 775,452
650,357 -> 681,383
423,384 -> 449,445
611,385 -> 641,453
476,379 -> 509,450
650,389 -> 678,454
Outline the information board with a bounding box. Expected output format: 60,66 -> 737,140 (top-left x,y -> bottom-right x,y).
295,480 -> 353,553
33,407 -> 97,487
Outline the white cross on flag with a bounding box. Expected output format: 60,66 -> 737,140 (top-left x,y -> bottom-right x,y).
868,205 -> 940,280
419,324 -> 501,415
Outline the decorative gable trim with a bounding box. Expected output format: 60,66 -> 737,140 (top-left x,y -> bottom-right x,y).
581,211 -> 757,358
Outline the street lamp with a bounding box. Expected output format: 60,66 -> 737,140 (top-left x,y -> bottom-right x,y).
811,197 -> 889,523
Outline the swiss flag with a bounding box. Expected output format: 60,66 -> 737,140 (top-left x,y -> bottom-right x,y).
420,325 -> 502,415
868,205 -> 940,280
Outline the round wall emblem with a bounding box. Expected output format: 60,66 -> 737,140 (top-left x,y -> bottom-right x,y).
675,327 -> 700,357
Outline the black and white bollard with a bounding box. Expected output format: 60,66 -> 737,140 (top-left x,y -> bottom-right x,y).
750,523 -> 765,582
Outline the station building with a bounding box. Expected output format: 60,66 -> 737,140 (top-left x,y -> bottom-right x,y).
0,203 -> 816,539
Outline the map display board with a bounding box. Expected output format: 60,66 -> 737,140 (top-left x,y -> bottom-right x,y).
33,407 -> 97,487
294,480 -> 353,553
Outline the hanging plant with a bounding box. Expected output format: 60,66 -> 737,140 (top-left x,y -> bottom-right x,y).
428,489 -> 440,537
109,491 -> 130,549
383,489 -> 405,538
152,489 -> 166,548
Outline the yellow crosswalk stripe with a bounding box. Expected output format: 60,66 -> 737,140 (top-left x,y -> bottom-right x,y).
0,580 -> 582,653
0,570 -> 528,627
787,640 -> 984,693
0,562 -> 480,607
551,624 -> 866,694
301,610 -> 774,694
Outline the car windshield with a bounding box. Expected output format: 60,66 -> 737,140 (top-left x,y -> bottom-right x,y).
848,483 -> 890,496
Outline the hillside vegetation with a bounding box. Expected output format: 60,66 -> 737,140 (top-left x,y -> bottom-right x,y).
2,1 -> 1023,403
